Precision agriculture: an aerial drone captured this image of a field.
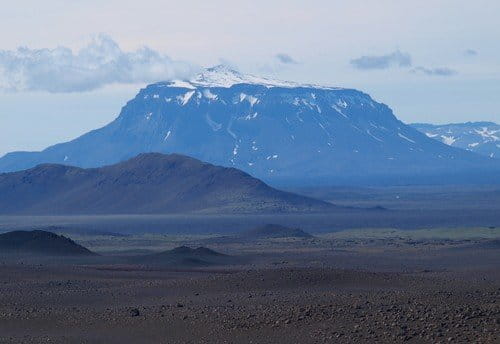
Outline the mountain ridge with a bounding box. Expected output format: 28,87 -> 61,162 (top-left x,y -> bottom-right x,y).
164,64 -> 345,90
0,152 -> 338,215
411,121 -> 499,159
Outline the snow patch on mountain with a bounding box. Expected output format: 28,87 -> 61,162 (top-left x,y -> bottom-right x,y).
203,89 -> 218,101
475,127 -> 499,141
337,99 -> 348,108
398,133 -> 415,143
412,122 -> 500,159
177,91 -> 195,105
226,120 -> 237,139
205,114 -> 222,131
243,112 -> 258,120
332,104 -> 348,118
162,65 -> 344,90
168,80 -> 196,89
366,129 -> 383,142
239,93 -> 259,106
164,131 -> 171,141
441,135 -> 456,145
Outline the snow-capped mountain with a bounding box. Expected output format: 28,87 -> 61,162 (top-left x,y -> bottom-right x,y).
411,122 -> 500,159
1,65 -> 498,184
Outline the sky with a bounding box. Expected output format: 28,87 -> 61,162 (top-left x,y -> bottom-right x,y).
1,0 -> 499,156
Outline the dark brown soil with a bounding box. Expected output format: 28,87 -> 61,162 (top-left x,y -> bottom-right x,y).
0,262 -> 498,343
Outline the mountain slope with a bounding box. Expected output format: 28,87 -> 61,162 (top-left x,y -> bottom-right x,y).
411,122 -> 500,159
0,153 -> 337,215
1,66 -> 498,184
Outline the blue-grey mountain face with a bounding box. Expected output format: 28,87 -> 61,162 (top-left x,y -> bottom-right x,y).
411,122 -> 500,159
0,66 -> 498,184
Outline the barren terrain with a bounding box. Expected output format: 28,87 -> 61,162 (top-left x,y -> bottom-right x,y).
0,227 -> 498,343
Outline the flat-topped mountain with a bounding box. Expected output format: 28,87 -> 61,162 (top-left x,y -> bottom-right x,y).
0,230 -> 95,256
0,153 -> 337,215
1,65 -> 498,185
411,122 -> 500,159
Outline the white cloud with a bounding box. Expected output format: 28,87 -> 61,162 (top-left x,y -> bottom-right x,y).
275,53 -> 297,64
464,49 -> 478,57
0,34 -> 199,93
350,50 -> 412,70
411,66 -> 458,76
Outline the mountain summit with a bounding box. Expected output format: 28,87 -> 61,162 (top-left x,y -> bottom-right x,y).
0,66 -> 498,184
184,65 -> 340,89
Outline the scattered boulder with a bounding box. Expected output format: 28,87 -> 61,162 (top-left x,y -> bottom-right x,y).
129,308 -> 140,317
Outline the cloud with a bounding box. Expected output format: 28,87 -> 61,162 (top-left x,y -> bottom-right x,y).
275,53 -> 297,64
350,50 -> 411,70
464,48 -> 478,56
0,35 -> 198,93
411,66 -> 458,76
217,58 -> 240,71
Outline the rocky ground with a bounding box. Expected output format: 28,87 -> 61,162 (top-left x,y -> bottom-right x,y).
0,229 -> 499,343
0,264 -> 498,343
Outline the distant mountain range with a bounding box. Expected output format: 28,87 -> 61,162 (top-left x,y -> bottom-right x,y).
0,153 -> 337,215
1,66 -> 499,184
411,122 -> 500,159
242,224 -> 313,239
203,224 -> 313,244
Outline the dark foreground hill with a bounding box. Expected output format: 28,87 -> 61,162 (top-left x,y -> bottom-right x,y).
0,230 -> 95,256
135,246 -> 231,266
0,153 -> 336,215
